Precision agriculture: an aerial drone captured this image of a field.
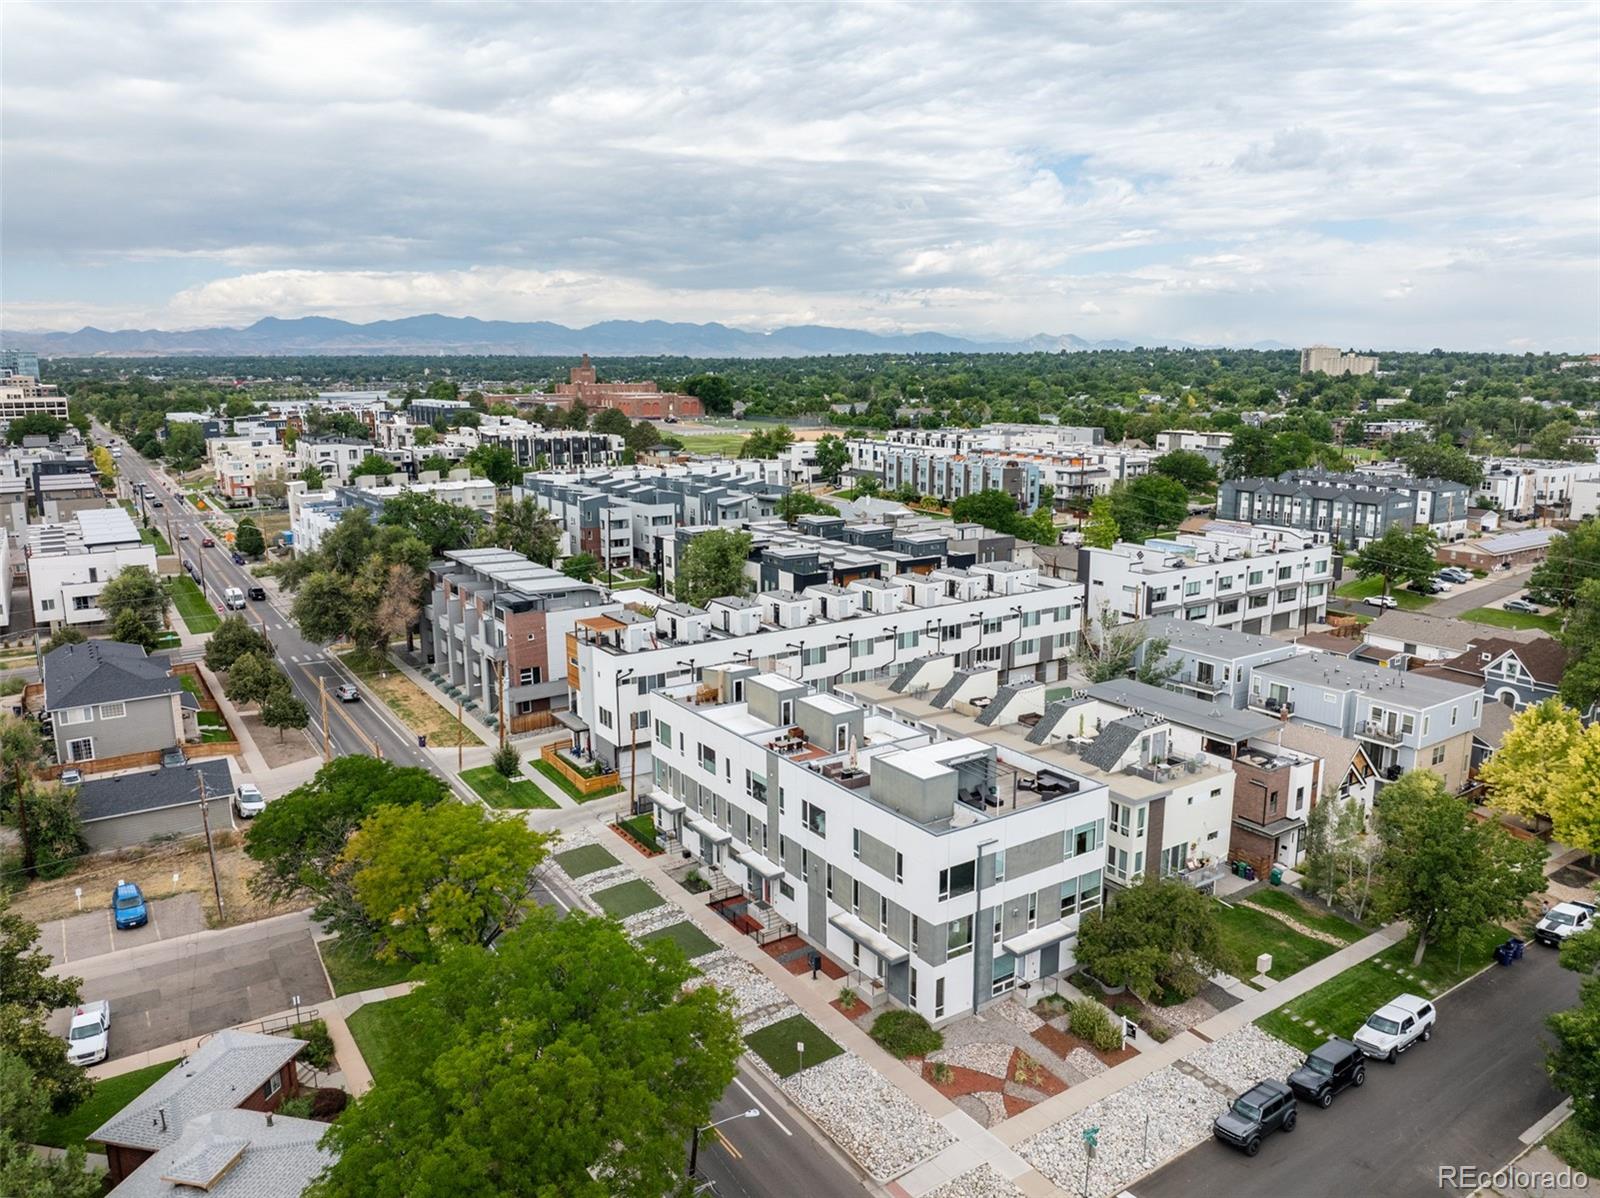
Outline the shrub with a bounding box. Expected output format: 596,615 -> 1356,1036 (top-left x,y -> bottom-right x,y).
1067,999 -> 1124,1052
869,1009 -> 943,1059
930,1061 -> 953,1084
290,1019 -> 336,1071
491,744 -> 521,779
310,1087 -> 350,1121
837,987 -> 859,1010
276,1095 -> 314,1118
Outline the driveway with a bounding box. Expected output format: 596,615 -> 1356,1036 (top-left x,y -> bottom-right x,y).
35,894 -> 208,965
1129,943 -> 1580,1198
1427,569 -> 1533,617
47,910 -> 331,1060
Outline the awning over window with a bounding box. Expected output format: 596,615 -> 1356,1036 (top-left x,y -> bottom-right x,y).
649,791 -> 686,814
685,815 -> 732,845
1002,920 -> 1077,957
827,912 -> 910,964
736,849 -> 784,880
554,709 -> 589,732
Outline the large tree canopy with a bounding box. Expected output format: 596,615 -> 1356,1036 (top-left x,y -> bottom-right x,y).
308,909 -> 742,1198
675,529 -> 752,607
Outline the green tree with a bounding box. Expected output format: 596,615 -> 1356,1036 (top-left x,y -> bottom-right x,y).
0,716 -> 42,874
22,785 -> 84,880
309,909 -> 741,1198
3,413 -> 67,441
107,607 -> 158,653
464,443 -> 520,486
1393,442 -> 1484,490
1151,450 -> 1217,493
1546,721 -> 1600,856
774,490 -> 836,525
479,498 -> 561,565
1547,931 -> 1600,1141
1374,770 -> 1546,966
97,564 -> 169,635
682,373 -> 736,414
1074,607 -> 1179,685
352,452 -> 397,482
1349,525 -> 1438,597
1534,521 -> 1600,608
204,616 -> 273,673
589,407 -> 632,436
1109,475 -> 1189,542
1560,579 -> 1600,710
418,452 -> 453,475
1531,420 -> 1592,462
291,571 -> 357,643
345,803 -> 553,962
298,464 -> 326,490
1074,878 -> 1236,1002
0,1052 -> 102,1198
814,433 -> 849,484
561,552 -> 600,582
740,425 -> 795,459
675,529 -> 753,607
1479,699 -> 1583,824
244,756 -> 448,927
950,489 -> 1019,530
41,627 -> 85,654
259,684 -> 310,743
624,419 -> 665,457
378,491 -> 483,556
222,650 -> 280,707
1082,495 -> 1120,548
163,423 -> 206,470
0,897 -> 89,1115
234,520 -> 266,558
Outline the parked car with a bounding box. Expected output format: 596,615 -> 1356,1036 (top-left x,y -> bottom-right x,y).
1422,580 -> 1453,594
1438,567 -> 1471,583
178,531 -> 190,541
1353,993 -> 1435,1062
152,500 -> 163,508
66,1000 -> 111,1066
232,551 -> 246,565
1363,594 -> 1399,610
1286,1037 -> 1366,1108
112,881 -> 148,930
234,783 -> 266,819
1504,598 -> 1542,614
248,585 -> 267,601
201,536 -> 215,547
224,586 -> 247,611
1535,900 -> 1596,947
1213,1079 -> 1297,1155
335,683 -> 359,702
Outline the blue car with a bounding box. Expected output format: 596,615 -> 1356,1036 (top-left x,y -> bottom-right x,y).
112,881 -> 148,930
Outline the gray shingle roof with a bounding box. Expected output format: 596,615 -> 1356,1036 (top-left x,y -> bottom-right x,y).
91,1029 -> 305,1152
74,761 -> 235,823
1079,714 -> 1150,771
1085,679 -> 1279,742
43,641 -> 183,711
109,1109 -> 332,1198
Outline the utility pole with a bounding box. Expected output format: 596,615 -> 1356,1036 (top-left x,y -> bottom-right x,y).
197,770 -> 225,919
491,659 -> 507,750
629,717 -> 639,813
457,698 -> 464,772
318,676 -> 331,762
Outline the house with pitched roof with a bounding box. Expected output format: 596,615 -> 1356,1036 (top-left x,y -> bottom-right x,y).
42,640 -> 197,766
1416,634 -> 1573,714
108,1108 -> 333,1198
73,759 -> 236,850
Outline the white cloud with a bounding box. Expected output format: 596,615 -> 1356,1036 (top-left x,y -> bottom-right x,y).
1,2 -> 1596,349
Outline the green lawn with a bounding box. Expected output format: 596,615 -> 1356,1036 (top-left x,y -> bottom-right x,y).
166,575 -> 220,633
675,432 -> 750,457
617,813 -> 662,852
1249,889 -> 1367,943
532,758 -> 623,803
592,879 -> 664,919
36,1060 -> 178,1154
1216,902 -> 1341,983
1335,574 -> 1434,611
1460,606 -> 1564,634
555,843 -> 619,878
745,1014 -> 843,1078
459,765 -> 558,809
346,993 -> 420,1086
639,919 -> 719,960
318,936 -> 416,996
1258,923 -> 1510,1053
1548,1119 -> 1600,1177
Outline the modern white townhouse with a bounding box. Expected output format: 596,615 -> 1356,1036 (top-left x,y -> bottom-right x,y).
1475,457 -> 1600,518
1135,616 -> 1304,706
567,564 -> 1083,776
26,508 -> 158,630
647,667 -> 1110,1022
209,434 -> 290,502
292,436 -> 372,486
1078,534 -> 1331,635
1154,429 -> 1233,465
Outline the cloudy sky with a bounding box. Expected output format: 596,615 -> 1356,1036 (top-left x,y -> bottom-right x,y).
3,2 -> 1596,349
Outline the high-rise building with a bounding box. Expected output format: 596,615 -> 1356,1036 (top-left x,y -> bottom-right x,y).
1300,346 -> 1379,376
0,351 -> 41,379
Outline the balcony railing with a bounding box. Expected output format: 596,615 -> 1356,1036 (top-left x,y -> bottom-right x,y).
1359,721 -> 1405,744
1180,861 -> 1228,891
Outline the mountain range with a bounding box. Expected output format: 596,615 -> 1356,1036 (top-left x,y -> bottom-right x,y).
0,314 -> 1294,358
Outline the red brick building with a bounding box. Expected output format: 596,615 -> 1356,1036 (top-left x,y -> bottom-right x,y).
552,354 -> 703,420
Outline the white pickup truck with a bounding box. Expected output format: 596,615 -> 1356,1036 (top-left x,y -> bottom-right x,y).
1534,901 -> 1597,947
66,1000 -> 111,1066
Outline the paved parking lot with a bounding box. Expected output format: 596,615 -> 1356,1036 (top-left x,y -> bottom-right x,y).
35,894 -> 208,964
47,912 -> 331,1060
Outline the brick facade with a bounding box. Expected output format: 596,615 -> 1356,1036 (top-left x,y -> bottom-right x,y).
550,354 -> 703,420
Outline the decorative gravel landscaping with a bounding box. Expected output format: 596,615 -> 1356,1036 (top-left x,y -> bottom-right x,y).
1183,1024 -> 1303,1094
639,919 -> 719,960
781,1052 -> 954,1180
591,878 -> 665,919
553,843 -> 619,878
459,765 -> 557,809
689,950 -> 794,1027
744,1012 -> 843,1078
1018,1066 -> 1227,1198
927,1164 -> 1025,1198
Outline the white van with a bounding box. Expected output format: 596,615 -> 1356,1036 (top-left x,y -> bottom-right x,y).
224,586 -> 247,610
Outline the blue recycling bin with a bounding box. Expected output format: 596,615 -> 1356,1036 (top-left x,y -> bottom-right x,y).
1494,937 -> 1525,966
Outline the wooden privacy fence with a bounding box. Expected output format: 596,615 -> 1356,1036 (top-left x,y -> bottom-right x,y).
540,742 -> 621,795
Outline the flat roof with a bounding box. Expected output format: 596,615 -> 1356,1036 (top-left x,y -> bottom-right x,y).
1085,679 -> 1278,741
1256,650 -> 1478,704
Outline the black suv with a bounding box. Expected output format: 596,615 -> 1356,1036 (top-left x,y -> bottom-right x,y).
1213,1079 -> 1296,1156
1287,1037 -> 1366,1108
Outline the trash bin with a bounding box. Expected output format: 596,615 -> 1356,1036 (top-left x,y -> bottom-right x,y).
1241,863 -> 1256,881
418,734 -> 427,748
1269,866 -> 1284,886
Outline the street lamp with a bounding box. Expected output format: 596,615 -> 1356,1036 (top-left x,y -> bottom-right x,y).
687,1108 -> 760,1178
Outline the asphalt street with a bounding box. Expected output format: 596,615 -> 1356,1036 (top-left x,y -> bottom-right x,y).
45,910 -> 330,1059
1130,943 -> 1581,1198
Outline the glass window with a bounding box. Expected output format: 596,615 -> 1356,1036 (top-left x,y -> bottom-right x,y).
938,861 -> 975,900
946,915 -> 973,958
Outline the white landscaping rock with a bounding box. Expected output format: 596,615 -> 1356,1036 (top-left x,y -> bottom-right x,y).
782,1053 -> 953,1181
1064,1047 -> 1108,1078
1018,1067 -> 1227,1198
929,1041 -> 1015,1077
685,952 -> 792,1026
927,1164 -> 1025,1198
986,999 -> 1044,1034
1183,1024 -> 1303,1095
